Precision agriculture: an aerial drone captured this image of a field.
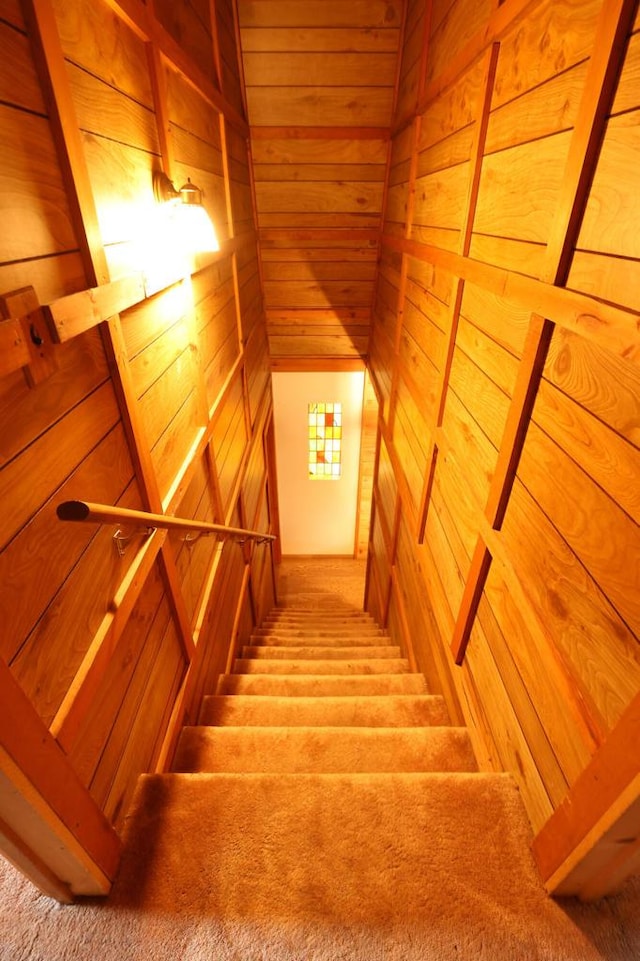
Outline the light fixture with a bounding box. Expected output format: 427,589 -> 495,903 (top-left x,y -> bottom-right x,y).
153,171 -> 220,254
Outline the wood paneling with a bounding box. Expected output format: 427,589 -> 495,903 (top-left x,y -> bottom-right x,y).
238,0 -> 400,361
0,0 -> 274,899
368,0 -> 640,898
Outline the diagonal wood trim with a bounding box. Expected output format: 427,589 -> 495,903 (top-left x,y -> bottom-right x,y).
416,0 -> 434,116
382,234 -> 640,366
484,315 -> 555,528
209,0 -> 224,94
450,537 -> 493,666
0,658 -> 121,891
532,691 -> 640,897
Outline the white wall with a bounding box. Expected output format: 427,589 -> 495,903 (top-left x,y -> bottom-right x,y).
272,371 -> 365,555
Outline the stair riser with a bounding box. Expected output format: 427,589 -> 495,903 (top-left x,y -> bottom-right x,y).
264,614 -> 376,622
215,675 -> 429,696
250,636 -> 391,648
173,727 -> 477,775
241,646 -> 402,660
233,659 -> 410,675
200,694 -> 450,727
253,624 -> 388,637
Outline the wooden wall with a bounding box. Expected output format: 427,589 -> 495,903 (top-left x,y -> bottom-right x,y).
237,0 -> 403,363
0,0 -> 275,902
367,0 -> 640,898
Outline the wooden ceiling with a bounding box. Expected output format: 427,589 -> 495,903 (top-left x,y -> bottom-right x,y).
236,1 -> 405,367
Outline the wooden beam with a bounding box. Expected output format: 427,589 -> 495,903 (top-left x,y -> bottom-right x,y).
46,275 -> 146,343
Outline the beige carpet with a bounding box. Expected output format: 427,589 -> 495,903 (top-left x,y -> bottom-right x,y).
1,590 -> 639,959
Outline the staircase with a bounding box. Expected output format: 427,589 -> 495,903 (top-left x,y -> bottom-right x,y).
173,606 -> 478,777
110,596 -> 593,958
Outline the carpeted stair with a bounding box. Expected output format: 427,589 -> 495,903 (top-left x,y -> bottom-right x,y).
102,600 -> 608,959
172,607 -> 475,777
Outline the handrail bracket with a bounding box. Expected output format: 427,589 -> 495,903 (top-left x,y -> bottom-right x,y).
113,526 -> 155,558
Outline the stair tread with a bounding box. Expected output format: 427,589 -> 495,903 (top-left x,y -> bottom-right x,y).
173,725 -> 477,774
233,657 -> 411,675
117,770 -> 569,956
200,693 -> 450,726
216,673 -> 429,695
241,645 -> 402,660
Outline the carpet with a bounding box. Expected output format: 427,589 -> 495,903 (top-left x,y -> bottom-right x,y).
1,598 -> 638,960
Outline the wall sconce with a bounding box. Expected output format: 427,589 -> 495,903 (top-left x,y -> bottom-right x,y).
153,171 -> 220,254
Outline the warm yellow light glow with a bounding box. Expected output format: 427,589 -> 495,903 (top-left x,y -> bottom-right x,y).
174,201 -> 220,254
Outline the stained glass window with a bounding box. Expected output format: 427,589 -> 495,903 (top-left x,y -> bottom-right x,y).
308,402 -> 342,479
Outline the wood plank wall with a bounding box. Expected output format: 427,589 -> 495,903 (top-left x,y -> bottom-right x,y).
0,0 -> 276,900
367,0 -> 640,898
237,0 -> 403,363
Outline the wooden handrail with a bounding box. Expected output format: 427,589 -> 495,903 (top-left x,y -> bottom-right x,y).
57,500 -> 276,543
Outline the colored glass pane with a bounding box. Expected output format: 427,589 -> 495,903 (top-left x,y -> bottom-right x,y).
308,401 -> 342,479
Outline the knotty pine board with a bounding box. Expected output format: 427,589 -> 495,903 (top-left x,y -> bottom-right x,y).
153,0 -> 214,82
243,51 -> 398,87
252,138 -> 388,166
245,87 -> 395,128
0,20 -> 45,112
0,330 -> 108,468
210,371 -> 247,512
52,0 -> 154,106
67,63 -> 159,154
517,420 -> 640,637
0,425 -> 135,664
543,327 -> 640,448
214,0 -> 245,116
425,0 -> 493,88
0,382 -> 120,549
0,105 -> 77,261
238,1 -> 404,30
245,324 -> 271,424
465,618 -> 555,833
491,0 -> 601,111
98,606 -> 185,827
171,459 -> 217,624
10,479 -> 145,727
67,562 -> 168,786
500,479 -> 640,733
395,0 -> 426,123
482,562 -> 595,788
